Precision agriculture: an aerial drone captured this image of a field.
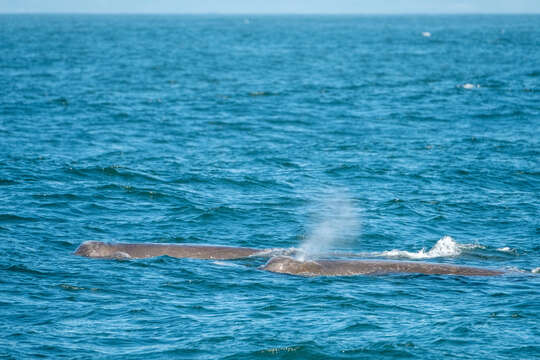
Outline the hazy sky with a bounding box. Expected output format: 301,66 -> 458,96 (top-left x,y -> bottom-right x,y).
1,0 -> 540,14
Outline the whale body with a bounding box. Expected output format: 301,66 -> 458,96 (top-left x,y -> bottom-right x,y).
74,243 -> 505,276
74,241 -> 261,260
261,256 -> 503,277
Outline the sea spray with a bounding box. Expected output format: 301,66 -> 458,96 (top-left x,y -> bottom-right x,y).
297,190 -> 360,261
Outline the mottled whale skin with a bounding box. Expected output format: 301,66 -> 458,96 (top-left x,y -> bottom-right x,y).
74,241 -> 261,260
261,256 -> 503,277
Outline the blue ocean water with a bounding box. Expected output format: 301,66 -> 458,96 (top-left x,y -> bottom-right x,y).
1,14 -> 539,359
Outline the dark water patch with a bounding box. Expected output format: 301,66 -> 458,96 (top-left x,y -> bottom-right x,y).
36,201 -> 73,210
262,157 -> 303,170
57,283 -> 90,292
0,214 -> 38,222
248,91 -> 278,97
2,264 -> 50,277
94,183 -> 180,201
195,205 -> 246,221
0,178 -> 18,185
50,97 -> 69,106
65,165 -> 165,183
31,193 -> 80,201
324,164 -> 362,176
342,322 -> 384,332
79,202 -> 113,211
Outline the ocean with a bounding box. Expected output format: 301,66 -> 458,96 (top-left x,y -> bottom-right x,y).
0,14 -> 539,359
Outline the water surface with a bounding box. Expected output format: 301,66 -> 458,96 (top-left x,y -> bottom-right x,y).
1,15 -> 539,359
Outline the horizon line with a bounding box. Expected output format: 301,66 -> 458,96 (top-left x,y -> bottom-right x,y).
1,11 -> 539,15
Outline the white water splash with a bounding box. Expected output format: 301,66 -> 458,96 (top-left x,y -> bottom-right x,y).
297,191 -> 360,261
377,235 -> 483,259
532,267 -> 540,274
496,246 -> 517,253
460,83 -> 480,89
504,266 -> 528,274
212,261 -> 243,268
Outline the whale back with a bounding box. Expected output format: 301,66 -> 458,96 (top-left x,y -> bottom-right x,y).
74,241 -> 116,258
261,256 -> 324,276
261,257 -> 503,277
74,241 -> 261,260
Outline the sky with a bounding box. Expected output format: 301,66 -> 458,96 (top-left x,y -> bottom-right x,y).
1,0 -> 540,14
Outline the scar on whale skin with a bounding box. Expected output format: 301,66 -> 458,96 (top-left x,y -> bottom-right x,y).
74,241 -> 261,260
260,256 -> 504,277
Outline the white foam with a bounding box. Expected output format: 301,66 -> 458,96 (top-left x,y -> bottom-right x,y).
251,247 -> 297,258
504,266 -> 528,273
212,261 -> 242,268
422,32 -> 431,37
377,236 -> 482,259
497,247 -> 513,253
532,267 -> 540,274
461,83 -> 480,89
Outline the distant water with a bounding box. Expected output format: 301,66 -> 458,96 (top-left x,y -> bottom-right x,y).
1,15 -> 539,359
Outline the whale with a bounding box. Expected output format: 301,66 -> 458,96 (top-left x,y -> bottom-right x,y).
74,241 -> 261,260
261,256 -> 503,277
